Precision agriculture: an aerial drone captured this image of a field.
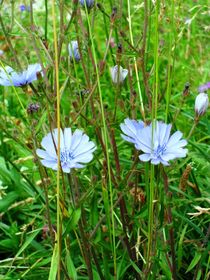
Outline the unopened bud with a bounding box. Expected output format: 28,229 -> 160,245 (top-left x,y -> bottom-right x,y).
195,92 -> 209,117
110,65 -> 128,84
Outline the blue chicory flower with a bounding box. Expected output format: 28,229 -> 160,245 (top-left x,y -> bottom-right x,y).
0,64 -> 42,87
198,82 -> 210,93
36,128 -> 96,173
19,4 -> 30,12
120,118 -> 144,144
120,120 -> 188,166
19,5 -> 26,11
68,41 -> 80,62
79,0 -> 95,9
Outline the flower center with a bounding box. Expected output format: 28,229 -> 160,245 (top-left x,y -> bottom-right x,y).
60,149 -> 74,164
153,144 -> 166,158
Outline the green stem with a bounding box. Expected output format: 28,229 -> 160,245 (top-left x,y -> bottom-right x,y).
127,0 -> 145,121
84,4 -> 117,277
146,164 -> 155,267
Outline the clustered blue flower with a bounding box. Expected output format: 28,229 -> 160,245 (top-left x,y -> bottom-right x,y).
79,0 -> 95,9
36,128 -> 96,173
0,64 -> 42,87
121,119 -> 188,166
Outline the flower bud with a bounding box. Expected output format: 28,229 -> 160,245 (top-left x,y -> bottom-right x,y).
195,92 -> 209,116
68,40 -> 80,62
110,65 -> 128,84
79,0 -> 94,9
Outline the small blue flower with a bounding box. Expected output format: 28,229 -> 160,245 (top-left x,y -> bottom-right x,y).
79,0 -> 94,9
36,128 -> 96,173
19,5 -> 30,12
120,120 -> 188,166
120,118 -> 144,144
68,41 -> 80,62
198,82 -> 210,93
0,64 -> 42,87
19,5 -> 26,11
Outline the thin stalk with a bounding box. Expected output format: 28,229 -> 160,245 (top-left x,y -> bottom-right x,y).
52,1 -> 61,279
145,0 -> 160,274
187,118 -> 199,140
141,0 -> 151,108
146,164 -> 155,267
127,0 -> 145,121
84,4 -> 117,277
165,0 -> 175,123
162,167 -> 177,280
44,0 -> 48,41
153,0 -> 159,121
0,15 -> 22,69
72,174 -> 93,280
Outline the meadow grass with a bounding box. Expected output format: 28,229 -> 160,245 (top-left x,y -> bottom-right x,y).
0,0 -> 209,279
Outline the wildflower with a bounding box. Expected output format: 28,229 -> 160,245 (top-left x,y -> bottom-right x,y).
27,103 -> 40,114
79,0 -> 95,9
19,4 -> 30,12
195,92 -> 209,116
120,118 -> 144,144
36,128 -> 96,173
19,5 -> 26,11
134,121 -> 188,166
110,65 -> 128,84
68,41 -> 80,62
0,64 -> 42,87
198,82 -> 210,93
0,50 -> 4,56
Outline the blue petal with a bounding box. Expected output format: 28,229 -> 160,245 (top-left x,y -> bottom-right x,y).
167,131 -> 183,147
135,126 -> 152,153
71,129 -> 83,150
139,153 -> 151,162
36,148 -> 56,160
64,128 -> 72,150
41,159 -> 57,170
41,132 -> 57,156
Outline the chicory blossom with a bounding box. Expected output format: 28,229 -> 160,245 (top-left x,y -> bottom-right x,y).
19,5 -> 26,11
79,0 -> 95,9
198,82 -> 210,93
120,118 -> 144,144
36,128 -> 96,173
195,92 -> 209,117
120,120 -> 188,166
0,64 -> 42,87
110,65 -> 128,84
68,41 -> 80,62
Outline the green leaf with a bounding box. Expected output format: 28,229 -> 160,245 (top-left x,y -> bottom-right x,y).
0,192 -> 19,212
15,228 -> 41,258
66,249 -> 77,280
186,251 -> 201,273
48,243 -> 58,280
177,224 -> 188,270
63,207 -> 81,236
